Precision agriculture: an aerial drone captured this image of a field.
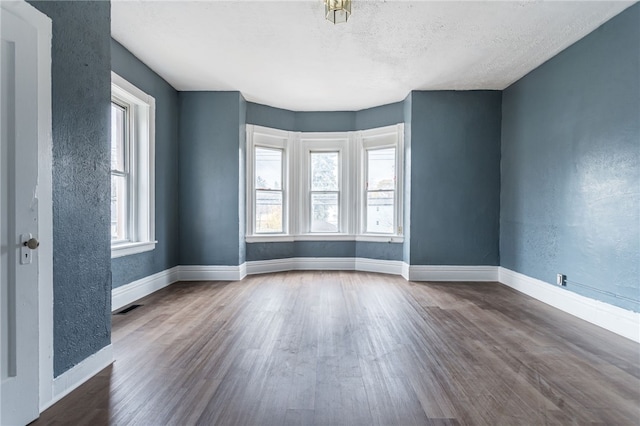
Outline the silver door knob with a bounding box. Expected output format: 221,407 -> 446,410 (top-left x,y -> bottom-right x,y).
24,238 -> 39,249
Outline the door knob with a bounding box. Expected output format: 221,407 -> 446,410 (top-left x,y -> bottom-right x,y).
23,238 -> 39,249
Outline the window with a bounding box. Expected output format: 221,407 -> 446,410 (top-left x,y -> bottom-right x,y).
246,127 -> 289,236
254,147 -> 284,233
246,124 -> 403,242
111,72 -> 156,258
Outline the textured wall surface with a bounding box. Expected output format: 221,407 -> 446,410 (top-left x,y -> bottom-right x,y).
28,0 -> 112,377
246,242 -> 403,261
245,101 -> 404,132
402,94 -> 412,263
501,4 -> 640,311
410,91 -> 502,266
110,40 -> 180,288
178,92 -> 243,266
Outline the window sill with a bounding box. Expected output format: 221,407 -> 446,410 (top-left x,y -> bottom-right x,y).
245,235 -> 403,243
111,241 -> 157,258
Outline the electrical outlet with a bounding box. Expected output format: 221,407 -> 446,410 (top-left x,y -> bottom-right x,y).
557,273 -> 567,286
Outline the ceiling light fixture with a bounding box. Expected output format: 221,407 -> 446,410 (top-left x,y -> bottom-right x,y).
324,0 -> 351,24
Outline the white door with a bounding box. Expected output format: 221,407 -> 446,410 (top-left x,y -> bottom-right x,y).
1,2 -> 50,424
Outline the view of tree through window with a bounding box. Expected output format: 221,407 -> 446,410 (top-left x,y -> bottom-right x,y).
255,147 -> 283,233
366,147 -> 395,233
310,152 -> 339,232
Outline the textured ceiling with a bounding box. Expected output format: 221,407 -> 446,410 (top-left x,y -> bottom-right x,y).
111,0 -> 634,111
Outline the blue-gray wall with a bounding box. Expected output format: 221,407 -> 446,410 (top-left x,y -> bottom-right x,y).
402,94 -> 412,263
110,40 -> 180,288
178,92 -> 244,266
246,101 -> 404,132
28,0 -> 112,377
409,91 -> 502,266
501,4 -> 640,311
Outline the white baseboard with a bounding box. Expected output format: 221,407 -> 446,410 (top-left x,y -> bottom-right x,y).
112,266 -> 179,312
178,264 -> 245,281
245,257 -> 404,276
41,344 -> 113,412
499,267 -> 640,343
408,265 -> 499,282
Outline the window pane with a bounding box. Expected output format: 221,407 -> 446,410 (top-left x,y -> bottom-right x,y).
366,191 -> 394,233
367,148 -> 395,190
111,175 -> 128,240
311,152 -> 338,191
111,103 -> 126,171
255,190 -> 283,233
311,192 -> 338,232
255,147 -> 282,190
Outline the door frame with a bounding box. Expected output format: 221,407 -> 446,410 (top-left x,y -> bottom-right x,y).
1,0 -> 54,413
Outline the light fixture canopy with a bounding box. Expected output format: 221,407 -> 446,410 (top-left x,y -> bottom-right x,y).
325,0 -> 351,24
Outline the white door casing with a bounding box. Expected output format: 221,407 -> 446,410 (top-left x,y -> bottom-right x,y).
1,1 -> 52,424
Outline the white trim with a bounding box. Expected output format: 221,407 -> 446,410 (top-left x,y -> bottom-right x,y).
499,267 -> 640,343
401,262 -> 410,281
40,345 -> 113,412
245,234 -> 404,243
355,258 -> 405,276
110,72 -> 156,258
244,257 -> 403,276
178,265 -> 245,282
110,240 -> 157,259
111,266 -> 179,312
408,265 -> 499,282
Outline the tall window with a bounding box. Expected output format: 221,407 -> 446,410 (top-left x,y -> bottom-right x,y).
365,147 -> 396,234
111,72 -> 156,258
254,147 -> 284,233
246,124 -> 403,242
310,152 -> 340,232
110,102 -> 129,242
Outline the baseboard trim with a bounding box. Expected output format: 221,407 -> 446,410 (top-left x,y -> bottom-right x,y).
408,265 -> 499,282
178,265 -> 245,281
112,266 -> 179,312
41,344 -> 113,412
245,257 -> 404,276
498,267 -> 640,343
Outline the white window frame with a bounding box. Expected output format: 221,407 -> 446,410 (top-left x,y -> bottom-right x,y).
246,125 -> 290,238
357,124 -> 404,240
298,133 -> 351,236
245,124 -> 403,243
111,71 -> 156,258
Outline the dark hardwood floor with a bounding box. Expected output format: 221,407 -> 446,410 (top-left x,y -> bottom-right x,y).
33,271 -> 640,425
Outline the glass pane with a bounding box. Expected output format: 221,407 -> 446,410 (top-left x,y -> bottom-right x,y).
367,148 -> 395,190
366,190 -> 394,233
111,175 -> 128,240
311,192 -> 338,232
255,190 -> 283,233
255,147 -> 282,190
311,152 -> 338,191
111,103 -> 126,171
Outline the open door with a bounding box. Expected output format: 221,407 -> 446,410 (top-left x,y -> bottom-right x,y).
1,2 -> 52,424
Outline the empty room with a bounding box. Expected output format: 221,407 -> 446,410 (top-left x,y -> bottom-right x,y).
1,0 -> 638,425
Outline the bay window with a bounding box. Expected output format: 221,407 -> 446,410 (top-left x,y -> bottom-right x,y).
246,124 -> 403,242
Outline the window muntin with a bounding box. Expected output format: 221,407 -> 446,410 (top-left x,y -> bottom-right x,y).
111,72 -> 156,258
254,147 -> 284,233
365,147 -> 396,234
310,151 -> 340,232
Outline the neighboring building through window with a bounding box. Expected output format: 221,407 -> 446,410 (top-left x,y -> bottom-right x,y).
110,72 -> 156,258
246,124 -> 403,242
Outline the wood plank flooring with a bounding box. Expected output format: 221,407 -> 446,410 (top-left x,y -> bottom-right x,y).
33,271 -> 640,425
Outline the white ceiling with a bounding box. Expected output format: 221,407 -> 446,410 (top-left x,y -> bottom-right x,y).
111,0 -> 634,111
